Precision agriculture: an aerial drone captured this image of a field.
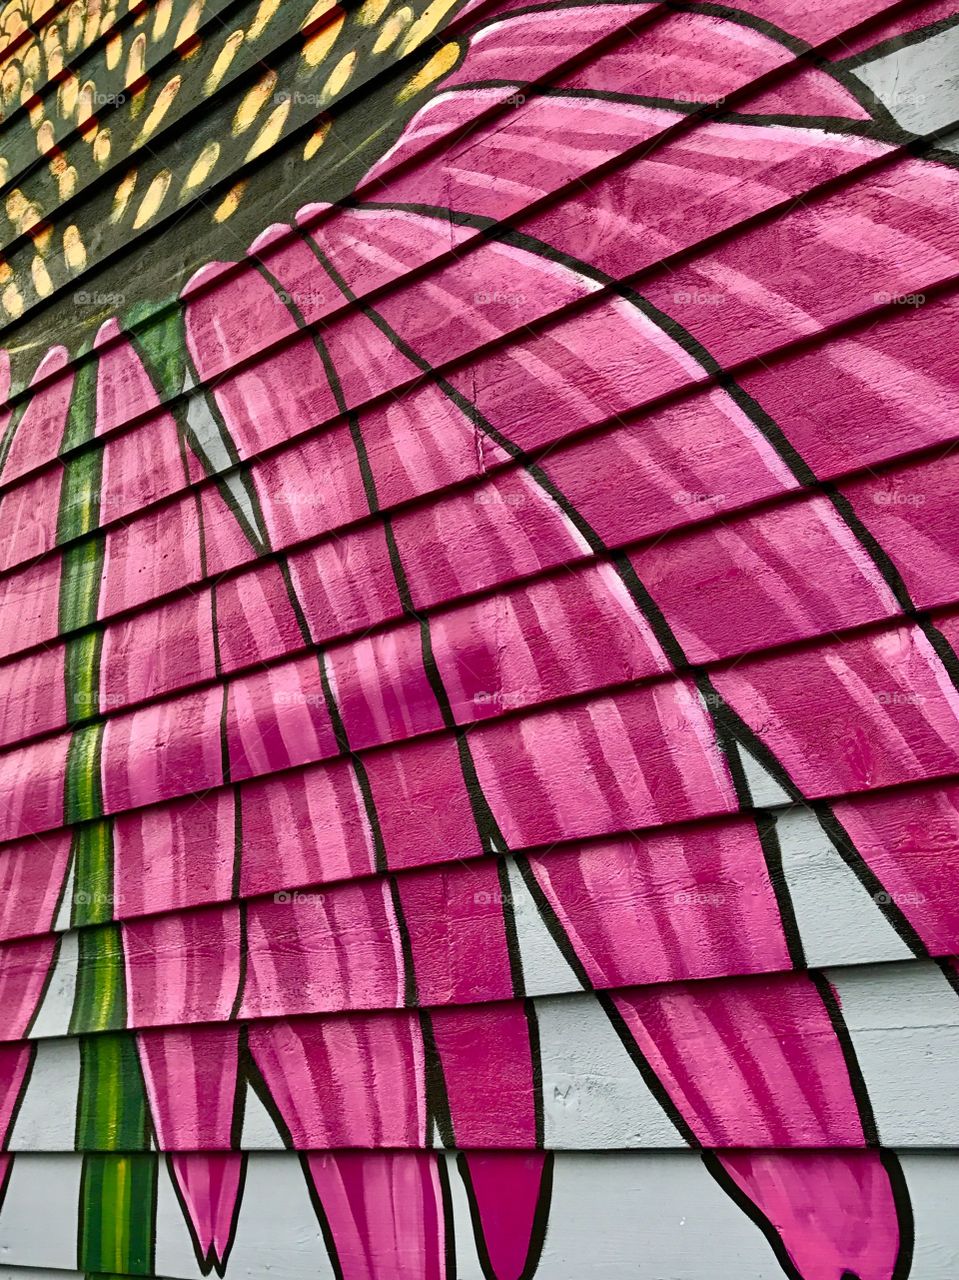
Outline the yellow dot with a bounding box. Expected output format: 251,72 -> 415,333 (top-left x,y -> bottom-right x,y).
181,139 -> 219,194
203,30 -> 243,95
135,74 -> 180,142
372,7 -> 411,54
174,0 -> 204,47
93,129 -> 110,165
35,119 -> 55,155
33,223 -> 53,254
213,179 -> 246,222
66,1 -> 84,50
58,72 -> 79,118
397,40 -> 458,101
22,42 -> 41,80
83,0 -> 102,47
77,79 -> 95,123
322,50 -> 355,100
110,167 -> 137,222
133,169 -> 171,227
0,259 -> 10,285
58,164 -> 79,198
5,189 -> 26,223
302,0 -> 337,28
42,29 -> 63,78
0,157 -> 8,186
397,0 -> 458,55
3,282 -> 23,317
302,12 -> 343,66
63,224 -> 87,270
245,98 -> 289,161
1,63 -> 19,104
246,0 -> 280,41
232,70 -> 276,134
152,0 -> 172,39
105,30 -> 122,67
31,255 -> 52,297
356,0 -> 388,24
125,31 -> 146,85
303,117 -> 330,160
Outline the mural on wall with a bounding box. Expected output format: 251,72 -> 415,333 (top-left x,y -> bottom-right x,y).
1,0 -> 959,1277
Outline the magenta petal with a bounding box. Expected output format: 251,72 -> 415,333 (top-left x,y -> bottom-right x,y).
430,1003 -> 537,1147
248,1013 -> 426,1147
138,1025 -> 241,1149
612,973 -> 864,1147
168,1152 -> 245,1276
716,1150 -> 906,1280
460,1152 -> 549,1280
0,1042 -> 32,1144
305,1151 -> 446,1280
0,345 -> 72,484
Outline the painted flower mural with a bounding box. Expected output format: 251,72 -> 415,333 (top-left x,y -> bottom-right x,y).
0,0 -> 958,1278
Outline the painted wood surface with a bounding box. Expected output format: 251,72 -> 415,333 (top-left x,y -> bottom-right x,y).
0,0 -> 958,1276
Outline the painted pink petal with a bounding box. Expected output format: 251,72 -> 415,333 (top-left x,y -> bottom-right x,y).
738,288 -> 959,480
123,905 -> 241,1028
0,467 -> 64,571
113,788 -> 235,920
250,419 -> 369,549
99,492 -> 203,617
528,822 -> 791,989
612,972 -> 864,1146
0,934 -> 60,1038
833,782 -> 959,955
470,679 -> 736,850
214,562 -> 306,671
136,1023 -> 243,1274
325,625 -> 444,753
225,655 -> 337,782
0,347 -> 73,572
517,122 -> 886,289
642,156 -> 959,366
101,685 -> 223,814
0,555 -> 62,660
429,1003 -> 548,1273
248,1011 -> 426,1147
167,1153 -> 245,1278
0,829 -> 72,942
398,858 -> 515,1007
240,881 -> 404,1019
723,0 -> 901,44
428,560 -> 669,723
0,646 -> 65,749
287,524 -> 402,646
363,735 -> 484,872
366,17 -> 672,193
182,258 -> 338,458
430,1001 -> 538,1147
840,453 -> 959,612
828,0 -> 958,57
535,384 -> 797,549
238,756 -> 376,898
0,733 -> 69,842
0,1041 -> 33,1143
0,345 -> 72,484
0,1152 -> 11,1207
711,624 -> 959,797
95,318 -> 186,524
304,1152 -> 445,1280
391,470 -> 587,614
715,1150 -> 906,1280
630,492 -> 898,664
101,589 -> 217,712
460,1153 -> 550,1280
